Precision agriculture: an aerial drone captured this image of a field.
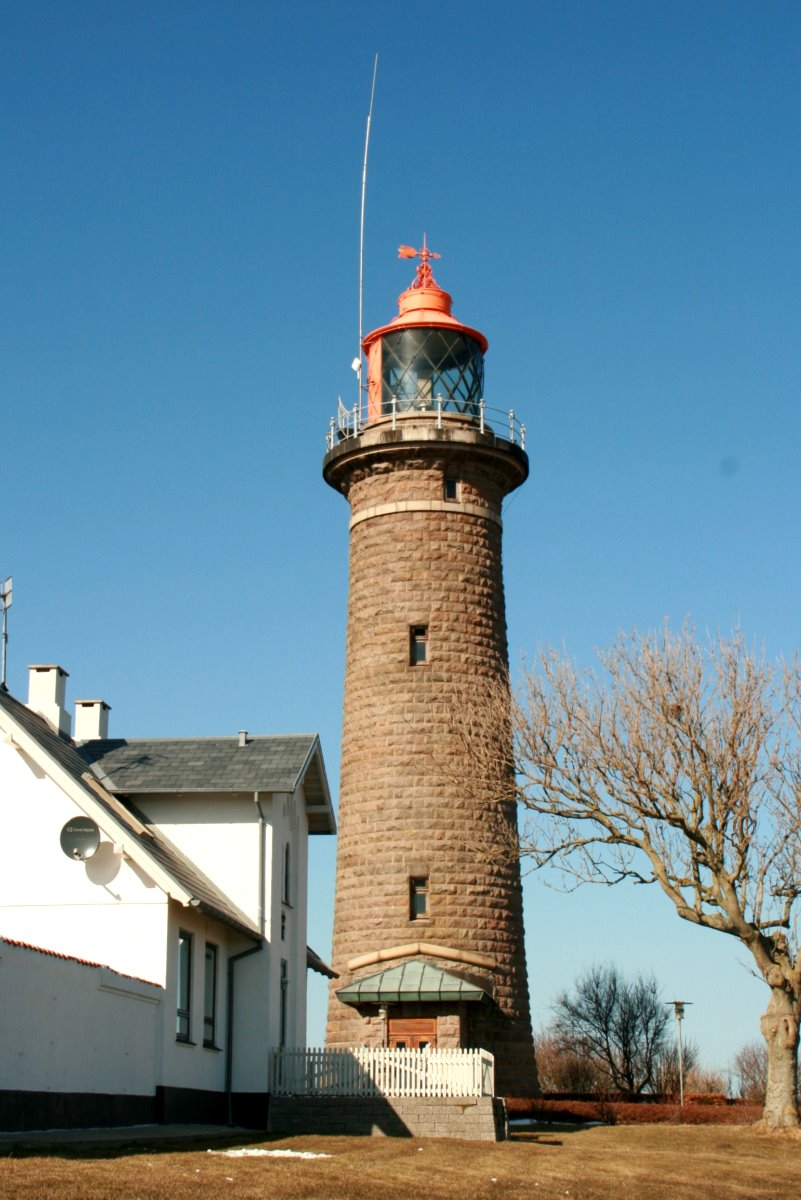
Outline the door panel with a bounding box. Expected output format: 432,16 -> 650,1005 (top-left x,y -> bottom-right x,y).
387,1017 -> 437,1049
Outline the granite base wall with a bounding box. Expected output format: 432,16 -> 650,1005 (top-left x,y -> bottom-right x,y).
268,1095 -> 506,1141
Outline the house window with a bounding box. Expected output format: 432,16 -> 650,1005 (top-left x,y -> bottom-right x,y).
409,875 -> 429,920
203,943 -> 218,1048
176,930 -> 192,1041
410,625 -> 428,666
282,843 -> 291,906
279,959 -> 289,1047
444,477 -> 460,501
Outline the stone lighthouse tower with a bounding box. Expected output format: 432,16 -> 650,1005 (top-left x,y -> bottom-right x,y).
323,242 -> 536,1096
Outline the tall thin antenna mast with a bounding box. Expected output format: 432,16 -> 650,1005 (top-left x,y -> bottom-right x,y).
356,53 -> 378,405
0,577 -> 12,689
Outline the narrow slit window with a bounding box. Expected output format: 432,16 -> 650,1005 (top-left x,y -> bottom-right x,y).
176,930 -> 192,1041
283,843 -> 291,905
409,875 -> 429,919
444,477 -> 459,501
279,959 -> 289,1047
410,625 -> 428,665
203,943 -> 218,1048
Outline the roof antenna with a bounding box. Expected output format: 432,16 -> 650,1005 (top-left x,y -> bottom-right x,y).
354,54 -> 378,406
1,576 -> 12,689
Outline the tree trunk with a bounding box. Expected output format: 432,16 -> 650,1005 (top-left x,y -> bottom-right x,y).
759,987 -> 800,1130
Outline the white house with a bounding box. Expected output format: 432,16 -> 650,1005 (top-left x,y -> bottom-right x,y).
0,664 -> 335,1132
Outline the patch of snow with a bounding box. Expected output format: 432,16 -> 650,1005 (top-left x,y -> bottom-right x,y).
208,1148 -> 332,1160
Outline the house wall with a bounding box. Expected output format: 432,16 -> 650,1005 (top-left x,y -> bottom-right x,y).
266,789 -> 310,1051
158,903 -> 259,1095
138,785 -> 311,1053
0,726 -> 317,1123
133,792 -> 265,927
0,940 -> 162,1096
0,739 -> 169,984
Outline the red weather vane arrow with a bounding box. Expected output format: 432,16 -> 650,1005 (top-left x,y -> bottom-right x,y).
398,236 -> 441,289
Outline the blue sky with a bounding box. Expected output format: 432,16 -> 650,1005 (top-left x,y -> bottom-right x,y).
3,0 -> 799,1075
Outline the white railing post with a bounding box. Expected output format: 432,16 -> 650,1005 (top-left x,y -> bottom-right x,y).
508,409 -> 515,441
436,394 -> 443,429
391,394 -> 398,429
520,422 -> 526,451
479,398 -> 486,433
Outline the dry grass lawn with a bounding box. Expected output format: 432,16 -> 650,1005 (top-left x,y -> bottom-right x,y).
2,1125 -> 800,1200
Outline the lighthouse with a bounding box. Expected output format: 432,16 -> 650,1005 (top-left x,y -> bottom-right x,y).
323,242 -> 536,1096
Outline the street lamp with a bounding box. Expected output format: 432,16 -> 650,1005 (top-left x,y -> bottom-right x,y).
667,1000 -> 692,1105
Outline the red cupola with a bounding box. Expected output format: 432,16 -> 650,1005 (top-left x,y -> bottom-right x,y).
363,240 -> 488,422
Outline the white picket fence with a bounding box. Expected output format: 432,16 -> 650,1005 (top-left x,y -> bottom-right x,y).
269,1046 -> 495,1098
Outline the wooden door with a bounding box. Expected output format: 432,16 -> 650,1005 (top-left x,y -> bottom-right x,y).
387,1017 -> 437,1049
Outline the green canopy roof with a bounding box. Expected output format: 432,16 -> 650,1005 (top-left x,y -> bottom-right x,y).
336,960 -> 491,1005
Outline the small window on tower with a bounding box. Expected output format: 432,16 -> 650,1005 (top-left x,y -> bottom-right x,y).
409,875 -> 429,920
444,477 -> 460,501
410,625 -> 428,666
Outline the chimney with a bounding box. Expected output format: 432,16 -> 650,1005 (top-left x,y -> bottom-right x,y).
74,699 -> 111,742
27,665 -> 72,737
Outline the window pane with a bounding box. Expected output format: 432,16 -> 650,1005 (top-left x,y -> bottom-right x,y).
410,876 -> 429,919
279,960 -> 289,1047
177,930 -> 192,1040
381,329 -> 484,415
204,943 -> 217,1046
410,626 -> 428,665
283,844 -> 291,905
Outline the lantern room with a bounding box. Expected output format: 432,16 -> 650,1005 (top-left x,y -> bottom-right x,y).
363,241 -> 488,422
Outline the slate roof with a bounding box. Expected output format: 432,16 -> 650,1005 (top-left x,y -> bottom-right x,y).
78,735 -> 335,833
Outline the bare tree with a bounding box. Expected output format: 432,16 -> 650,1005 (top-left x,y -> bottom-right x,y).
552,964 -> 671,1095
733,1040 -> 769,1103
534,1030 -> 604,1094
448,626 -> 801,1130
650,1039 -> 702,1098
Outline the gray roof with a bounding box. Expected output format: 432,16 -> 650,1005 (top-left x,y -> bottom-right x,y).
78,736 -> 335,833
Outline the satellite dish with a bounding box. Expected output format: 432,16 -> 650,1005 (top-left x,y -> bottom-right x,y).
60,816 -> 100,861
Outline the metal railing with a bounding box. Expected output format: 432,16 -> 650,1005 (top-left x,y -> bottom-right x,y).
270,1045 -> 495,1098
326,395 -> 526,453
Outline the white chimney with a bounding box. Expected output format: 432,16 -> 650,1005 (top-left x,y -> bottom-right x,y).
74,699 -> 111,742
27,664 -> 72,737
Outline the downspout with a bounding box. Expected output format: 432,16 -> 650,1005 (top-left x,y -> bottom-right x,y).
225,941 -> 262,1126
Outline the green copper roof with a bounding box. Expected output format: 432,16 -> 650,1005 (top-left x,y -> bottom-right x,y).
336,960 -> 491,1005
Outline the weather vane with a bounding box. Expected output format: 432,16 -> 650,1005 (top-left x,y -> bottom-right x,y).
398,235 -> 441,289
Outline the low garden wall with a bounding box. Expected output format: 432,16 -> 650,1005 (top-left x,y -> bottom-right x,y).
268,1095 -> 507,1141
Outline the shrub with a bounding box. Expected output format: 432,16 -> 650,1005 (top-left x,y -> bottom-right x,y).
506,1096 -> 765,1127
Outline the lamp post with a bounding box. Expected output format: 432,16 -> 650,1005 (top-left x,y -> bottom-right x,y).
667,1000 -> 692,1105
